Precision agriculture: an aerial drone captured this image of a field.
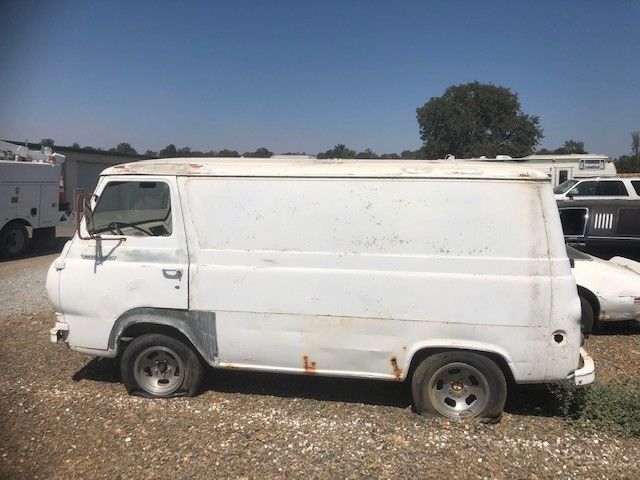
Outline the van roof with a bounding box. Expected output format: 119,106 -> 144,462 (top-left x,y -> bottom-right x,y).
101,157 -> 549,181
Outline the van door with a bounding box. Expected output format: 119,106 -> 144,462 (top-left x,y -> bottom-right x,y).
59,176 -> 189,351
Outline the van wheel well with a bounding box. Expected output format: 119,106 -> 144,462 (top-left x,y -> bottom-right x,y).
407,347 -> 515,386
118,323 -> 202,361
577,286 -> 600,320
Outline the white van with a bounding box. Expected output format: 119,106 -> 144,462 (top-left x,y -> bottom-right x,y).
46,158 -> 594,421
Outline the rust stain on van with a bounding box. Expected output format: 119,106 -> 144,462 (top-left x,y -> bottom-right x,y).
303,355 -> 317,373
189,163 -> 203,170
390,356 -> 402,379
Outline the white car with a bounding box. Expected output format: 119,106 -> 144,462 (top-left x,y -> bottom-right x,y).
568,246 -> 640,333
554,177 -> 640,200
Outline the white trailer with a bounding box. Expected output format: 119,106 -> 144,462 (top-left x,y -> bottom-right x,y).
472,154 -> 616,187
0,141 -> 74,258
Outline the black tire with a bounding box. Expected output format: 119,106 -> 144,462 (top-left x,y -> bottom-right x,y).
579,295 -> 595,336
120,333 -> 203,398
411,351 -> 507,423
0,222 -> 29,258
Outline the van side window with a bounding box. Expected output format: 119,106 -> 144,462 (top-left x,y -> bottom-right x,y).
89,181 -> 172,237
632,181 -> 640,195
559,208 -> 588,236
569,181 -> 597,196
597,181 -> 628,196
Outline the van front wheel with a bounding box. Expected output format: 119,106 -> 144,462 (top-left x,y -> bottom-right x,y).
411,351 -> 507,422
121,333 -> 203,398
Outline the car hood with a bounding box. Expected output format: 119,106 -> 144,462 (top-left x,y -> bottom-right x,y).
573,254 -> 640,297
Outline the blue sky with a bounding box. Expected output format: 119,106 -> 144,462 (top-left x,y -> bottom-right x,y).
1,1 -> 638,156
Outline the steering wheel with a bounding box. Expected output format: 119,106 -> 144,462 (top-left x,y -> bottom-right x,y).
107,221 -> 153,236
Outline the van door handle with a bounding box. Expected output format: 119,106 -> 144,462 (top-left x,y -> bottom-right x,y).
162,269 -> 183,280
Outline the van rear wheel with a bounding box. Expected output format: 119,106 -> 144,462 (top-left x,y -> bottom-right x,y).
411,351 -> 507,423
121,333 -> 203,398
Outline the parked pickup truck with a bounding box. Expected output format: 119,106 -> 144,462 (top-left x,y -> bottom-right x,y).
47,158 -> 594,421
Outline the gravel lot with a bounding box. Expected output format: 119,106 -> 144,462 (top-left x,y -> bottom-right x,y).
1,249 -> 639,479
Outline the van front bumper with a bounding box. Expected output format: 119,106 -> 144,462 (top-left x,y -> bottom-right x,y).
50,313 -> 69,343
572,347 -> 595,386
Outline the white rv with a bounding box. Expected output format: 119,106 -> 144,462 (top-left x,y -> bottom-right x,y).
477,154 -> 616,187
46,158 -> 594,421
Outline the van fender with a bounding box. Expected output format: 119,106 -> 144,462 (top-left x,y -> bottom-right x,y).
108,308 -> 218,364
403,339 -> 517,381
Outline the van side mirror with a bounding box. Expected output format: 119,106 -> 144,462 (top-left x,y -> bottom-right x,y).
75,193 -> 98,240
566,191 -> 575,199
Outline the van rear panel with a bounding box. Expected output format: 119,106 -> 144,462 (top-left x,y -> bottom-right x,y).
179,176 -> 580,382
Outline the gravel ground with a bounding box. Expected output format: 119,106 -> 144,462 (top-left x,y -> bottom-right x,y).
1,252 -> 639,479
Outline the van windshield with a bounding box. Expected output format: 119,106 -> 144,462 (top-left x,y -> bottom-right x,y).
554,179 -> 579,194
89,181 -> 172,237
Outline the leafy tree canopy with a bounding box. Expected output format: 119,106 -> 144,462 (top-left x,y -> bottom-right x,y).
615,155 -> 640,173
317,144 -> 357,159
243,147 -> 273,158
40,138 -> 55,147
355,148 -> 379,159
537,140 -> 587,155
400,149 -> 424,159
158,144 -> 178,157
416,81 -> 543,158
111,142 -> 138,155
214,149 -> 240,157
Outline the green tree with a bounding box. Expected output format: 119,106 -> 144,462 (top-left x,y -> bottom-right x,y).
144,150 -> 158,157
379,153 -> 400,159
401,149 -> 421,159
159,144 -> 178,157
317,144 -> 356,159
114,143 -> 138,155
71,142 -> 80,148
553,140 -> 587,154
615,155 -> 640,173
41,138 -> 55,147
355,148 -> 378,159
632,131 -> 640,157
416,81 -> 543,158
176,146 -> 192,156
214,149 -> 240,157
243,147 -> 273,158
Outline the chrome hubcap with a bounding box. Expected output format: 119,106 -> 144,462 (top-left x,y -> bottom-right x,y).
134,346 -> 185,396
427,362 -> 490,419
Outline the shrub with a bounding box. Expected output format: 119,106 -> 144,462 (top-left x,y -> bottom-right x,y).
549,378 -> 640,437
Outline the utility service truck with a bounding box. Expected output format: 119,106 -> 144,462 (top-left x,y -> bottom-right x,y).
0,140 -> 74,258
